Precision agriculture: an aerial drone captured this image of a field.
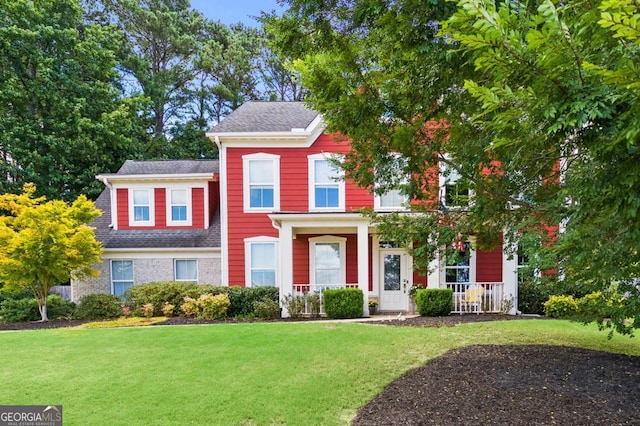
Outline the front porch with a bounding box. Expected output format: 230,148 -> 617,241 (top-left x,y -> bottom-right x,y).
289,281 -> 506,316
446,282 -> 505,314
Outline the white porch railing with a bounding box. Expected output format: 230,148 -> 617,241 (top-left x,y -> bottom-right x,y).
292,283 -> 360,316
445,282 -> 504,314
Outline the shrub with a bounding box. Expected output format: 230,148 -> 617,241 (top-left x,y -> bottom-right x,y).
180,294 -> 230,320
323,288 -> 363,319
543,295 -> 578,319
415,288 -> 453,316
125,282 -> 221,316
199,294 -> 230,320
0,294 -> 76,323
0,298 -> 39,323
281,294 -> 306,319
75,294 -> 122,320
518,281 -> 550,315
142,303 -> 154,318
0,288 -> 32,304
181,297 -> 199,318
161,302 -> 175,317
227,286 -> 280,317
47,295 -> 76,319
307,292 -> 321,318
254,299 -> 280,320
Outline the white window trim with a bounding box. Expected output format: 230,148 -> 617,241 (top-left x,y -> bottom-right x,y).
439,157 -> 473,210
374,187 -> 409,212
374,153 -> 409,212
308,153 -> 345,211
309,236 -> 347,285
129,188 -> 155,226
244,236 -> 279,288
440,241 -> 477,284
243,153 -> 280,213
174,259 -> 198,283
166,188 -> 193,226
110,259 -> 134,296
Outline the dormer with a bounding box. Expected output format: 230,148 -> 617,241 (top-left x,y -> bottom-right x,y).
97,160 -> 219,230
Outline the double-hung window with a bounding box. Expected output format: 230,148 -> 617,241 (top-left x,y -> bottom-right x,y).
175,259 -> 198,283
245,237 -> 278,287
374,154 -> 409,211
243,153 -> 280,212
444,242 -> 471,284
131,189 -> 153,225
309,236 -> 346,285
309,154 -> 345,211
111,260 -> 134,297
440,159 -> 471,209
167,188 -> 192,226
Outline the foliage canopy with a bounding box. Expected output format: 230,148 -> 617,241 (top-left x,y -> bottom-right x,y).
267,0 -> 640,334
0,184 -> 102,321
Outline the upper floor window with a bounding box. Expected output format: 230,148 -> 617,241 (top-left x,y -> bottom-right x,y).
309,154 -> 345,211
167,188 -> 192,226
175,259 -> 198,283
243,153 -> 280,212
374,154 -> 409,211
440,160 -> 471,209
130,189 -> 154,226
244,236 -> 278,287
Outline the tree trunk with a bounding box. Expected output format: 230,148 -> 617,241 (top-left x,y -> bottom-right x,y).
37,297 -> 49,322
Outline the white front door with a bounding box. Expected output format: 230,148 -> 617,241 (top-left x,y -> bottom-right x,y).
379,249 -> 410,311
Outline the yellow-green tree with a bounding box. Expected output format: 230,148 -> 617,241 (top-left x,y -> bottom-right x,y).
0,184 -> 102,321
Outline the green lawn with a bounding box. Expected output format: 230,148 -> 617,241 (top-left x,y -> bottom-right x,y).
1,319 -> 639,425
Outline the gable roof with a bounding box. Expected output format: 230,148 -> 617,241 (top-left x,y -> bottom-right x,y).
116,160 -> 219,175
209,101 -> 319,133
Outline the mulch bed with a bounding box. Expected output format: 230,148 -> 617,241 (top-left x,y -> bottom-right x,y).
353,344 -> 640,426
2,315 -> 638,425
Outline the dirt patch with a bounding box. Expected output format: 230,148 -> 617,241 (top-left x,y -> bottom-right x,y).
353,344 -> 640,426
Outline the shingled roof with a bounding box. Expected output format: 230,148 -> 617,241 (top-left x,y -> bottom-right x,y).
91,190 -> 221,249
92,160 -> 221,249
209,101 -> 319,133
116,160 -> 219,175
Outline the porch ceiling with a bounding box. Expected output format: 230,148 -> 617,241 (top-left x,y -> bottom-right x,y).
268,212 -> 375,236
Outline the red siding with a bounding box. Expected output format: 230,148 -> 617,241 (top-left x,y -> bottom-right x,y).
413,270 -> 427,287
476,245 -> 503,282
115,186 -> 208,231
293,237 -> 310,284
155,188 -> 166,227
224,133 -> 419,286
192,188 -> 205,228
290,234 -> 373,286
208,181 -> 219,223
226,134 -> 377,285
116,188 -> 128,228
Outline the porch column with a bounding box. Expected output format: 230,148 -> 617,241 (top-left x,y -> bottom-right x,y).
503,244 -> 518,315
280,222 -> 294,318
427,255 -> 440,289
357,222 -> 370,316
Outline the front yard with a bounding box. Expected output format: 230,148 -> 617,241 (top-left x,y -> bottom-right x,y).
1,319 -> 638,425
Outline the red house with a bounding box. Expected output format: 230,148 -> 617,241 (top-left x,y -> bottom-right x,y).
208,102 -> 519,316
73,102 -> 520,316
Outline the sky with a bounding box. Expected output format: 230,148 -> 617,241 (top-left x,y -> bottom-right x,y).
189,0 -> 286,26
